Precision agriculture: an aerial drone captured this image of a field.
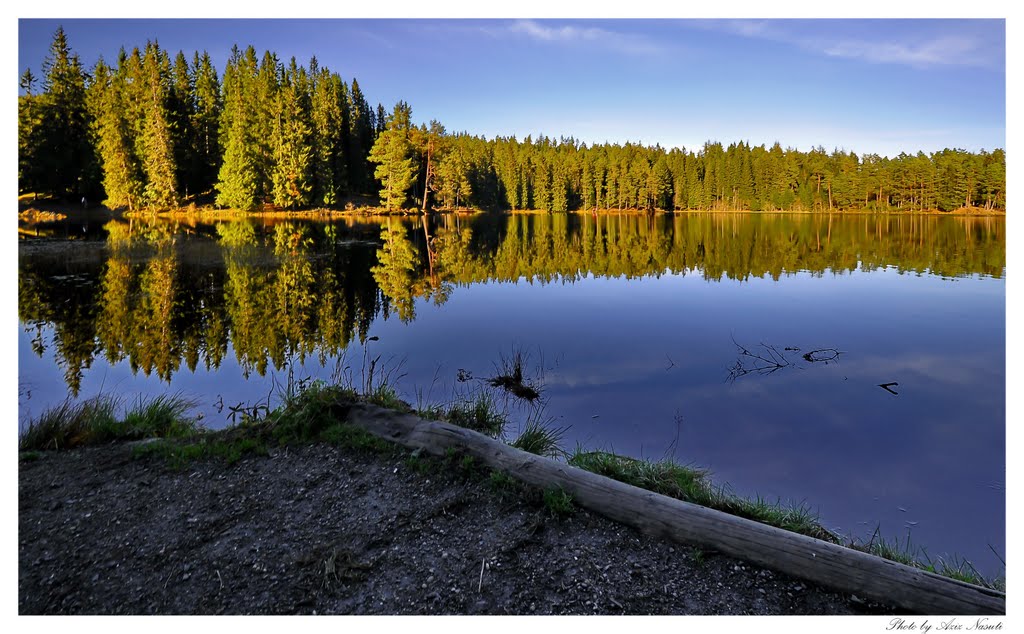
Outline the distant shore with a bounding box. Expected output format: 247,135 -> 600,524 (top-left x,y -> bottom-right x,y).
17,196 -> 1006,223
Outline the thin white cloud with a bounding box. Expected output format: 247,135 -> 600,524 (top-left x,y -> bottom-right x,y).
699,19 -> 999,69
508,19 -> 665,56
717,19 -> 776,39
821,35 -> 990,67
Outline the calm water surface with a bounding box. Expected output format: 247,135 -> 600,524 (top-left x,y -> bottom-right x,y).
18,211 -> 1005,575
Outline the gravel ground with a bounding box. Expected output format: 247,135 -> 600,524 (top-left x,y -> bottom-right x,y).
19,441 -> 893,615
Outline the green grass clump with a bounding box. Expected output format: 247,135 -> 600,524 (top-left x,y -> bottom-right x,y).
366,384 -> 409,412
691,547 -> 706,566
568,450 -> 710,500
20,397 -> 116,450
510,417 -> 565,458
567,449 -> 835,543
263,381 -> 397,454
404,453 -> 433,474
116,394 -> 199,440
132,436 -> 269,469
542,486 -> 575,517
487,350 -> 541,402
319,422 -> 393,453
416,403 -> 447,421
487,470 -> 519,494
847,528 -> 1003,591
266,382 -> 358,444
713,494 -> 835,543
19,395 -> 200,451
443,392 -> 507,437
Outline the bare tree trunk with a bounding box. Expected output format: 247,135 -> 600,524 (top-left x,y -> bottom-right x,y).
421,138 -> 433,214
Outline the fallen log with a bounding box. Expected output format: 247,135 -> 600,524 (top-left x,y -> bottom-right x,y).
343,402 -> 1005,615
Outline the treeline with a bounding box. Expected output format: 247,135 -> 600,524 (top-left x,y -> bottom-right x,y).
19,28 -> 381,211
426,136 -> 1006,213
19,28 -> 1006,214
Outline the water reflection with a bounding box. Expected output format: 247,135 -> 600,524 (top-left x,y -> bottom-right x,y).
19,212 -> 1004,396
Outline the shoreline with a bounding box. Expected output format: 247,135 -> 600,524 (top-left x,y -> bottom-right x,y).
18,388 -> 1004,614
18,196 -> 1005,224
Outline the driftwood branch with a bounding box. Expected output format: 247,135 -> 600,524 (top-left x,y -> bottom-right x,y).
727,338 -> 843,382
341,402 -> 1004,615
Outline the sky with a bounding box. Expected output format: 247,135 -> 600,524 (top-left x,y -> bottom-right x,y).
16,18 -> 1006,158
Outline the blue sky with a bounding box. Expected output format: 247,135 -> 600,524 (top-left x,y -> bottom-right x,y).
18,18 -> 1005,157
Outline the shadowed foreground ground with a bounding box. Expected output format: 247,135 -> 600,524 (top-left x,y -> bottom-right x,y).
19,442 -> 890,615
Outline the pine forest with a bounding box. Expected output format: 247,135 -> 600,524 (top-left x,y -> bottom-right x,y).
19,29 -> 1007,215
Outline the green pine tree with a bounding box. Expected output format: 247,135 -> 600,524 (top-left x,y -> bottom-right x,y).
138,44 -> 179,209
271,60 -> 314,209
18,69 -> 44,194
368,102 -> 416,210
89,57 -> 145,210
36,26 -> 96,198
192,51 -> 222,194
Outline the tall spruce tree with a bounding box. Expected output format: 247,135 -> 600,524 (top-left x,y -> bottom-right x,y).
168,51 -> 197,198
36,26 -> 96,199
138,44 -> 179,209
271,59 -> 314,208
216,46 -> 261,210
347,78 -> 374,195
192,51 -> 222,195
89,56 -> 144,210
308,60 -> 346,206
18,69 -> 43,194
368,101 -> 416,210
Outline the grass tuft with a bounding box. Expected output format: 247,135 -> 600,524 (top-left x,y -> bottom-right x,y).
691,547 -> 706,566
568,449 -> 835,542
132,435 -> 269,470
847,527 -> 1003,591
510,415 -> 566,457
20,393 -> 199,452
542,486 -> 575,517
117,394 -> 199,440
266,382 -> 358,445
366,383 -> 409,412
488,470 -> 519,495
487,349 -> 541,401
443,392 -> 508,437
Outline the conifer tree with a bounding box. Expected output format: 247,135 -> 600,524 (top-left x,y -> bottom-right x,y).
192,51 -> 222,194
216,46 -> 261,210
368,101 -> 416,210
138,44 -> 179,209
18,69 -> 43,193
89,57 -> 144,210
309,61 -> 346,206
347,78 -> 374,195
271,59 -> 314,208
36,26 -> 96,198
254,50 -> 281,200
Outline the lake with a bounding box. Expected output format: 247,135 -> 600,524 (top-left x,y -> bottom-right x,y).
18,210 -> 1006,576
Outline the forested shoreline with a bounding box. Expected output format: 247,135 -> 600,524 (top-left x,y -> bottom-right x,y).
19,28 -> 1007,215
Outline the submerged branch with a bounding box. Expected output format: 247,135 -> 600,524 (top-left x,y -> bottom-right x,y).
727,338 -> 843,383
